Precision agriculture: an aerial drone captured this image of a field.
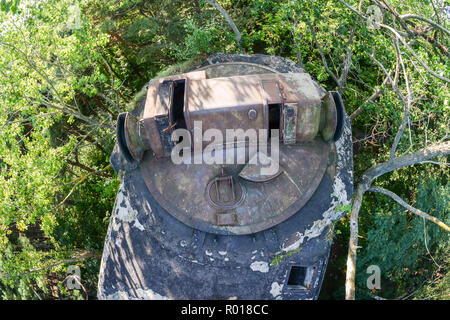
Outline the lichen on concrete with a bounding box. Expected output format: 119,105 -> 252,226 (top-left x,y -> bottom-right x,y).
250,261 -> 269,273
113,182 -> 145,232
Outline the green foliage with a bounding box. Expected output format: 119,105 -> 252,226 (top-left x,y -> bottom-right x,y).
0,0 -> 20,14
414,256 -> 450,300
355,178 -> 449,299
172,18 -> 237,60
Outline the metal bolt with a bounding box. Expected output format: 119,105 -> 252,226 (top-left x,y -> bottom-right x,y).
248,109 -> 258,120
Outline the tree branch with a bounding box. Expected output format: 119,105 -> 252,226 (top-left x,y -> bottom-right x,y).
108,30 -> 153,48
308,23 -> 341,89
389,37 -> 412,159
206,0 -> 242,46
345,140 -> 450,299
66,159 -> 113,178
339,0 -> 450,82
368,186 -> 450,231
365,140 -> 450,181
400,14 -> 450,36
0,251 -> 100,279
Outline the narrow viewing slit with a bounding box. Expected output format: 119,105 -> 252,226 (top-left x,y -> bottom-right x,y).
268,103 -> 281,138
171,79 -> 187,130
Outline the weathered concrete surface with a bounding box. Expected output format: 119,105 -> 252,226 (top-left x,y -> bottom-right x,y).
97,54 -> 353,300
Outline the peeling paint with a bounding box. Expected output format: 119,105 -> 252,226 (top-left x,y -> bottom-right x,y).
133,219 -> 145,231
270,282 -> 282,297
281,123 -> 352,253
250,261 -> 269,273
114,183 -> 145,231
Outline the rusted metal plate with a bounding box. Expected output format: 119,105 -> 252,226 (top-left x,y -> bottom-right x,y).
185,76 -> 267,147
140,139 -> 329,235
135,62 -> 332,234
260,80 -> 283,104
216,212 -> 238,226
154,80 -> 173,115
238,152 -> 282,182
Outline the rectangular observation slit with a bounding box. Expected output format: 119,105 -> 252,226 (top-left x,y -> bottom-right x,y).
268,103 -> 281,140
286,265 -> 315,290
170,79 -> 187,130
261,80 -> 283,139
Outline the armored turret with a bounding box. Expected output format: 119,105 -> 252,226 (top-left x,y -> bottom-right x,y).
98,54 -> 353,300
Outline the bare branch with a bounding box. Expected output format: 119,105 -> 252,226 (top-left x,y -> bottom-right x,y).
369,49 -> 405,103
308,23 -> 341,89
345,140 -> 450,299
25,95 -> 111,129
389,37 -> 412,160
345,183 -> 365,300
365,140 -> 450,181
107,30 -> 153,48
292,17 -> 304,69
380,23 -> 450,83
339,0 -> 367,19
368,186 -> 450,231
420,161 -> 450,166
349,67 -> 398,120
59,164 -> 112,206
400,14 -> 450,36
339,1 -> 450,82
100,55 -> 121,115
0,251 -> 100,279
350,50 -> 400,121
368,47 -> 411,157
206,0 -> 242,46
339,28 -> 355,93
66,159 -> 113,178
